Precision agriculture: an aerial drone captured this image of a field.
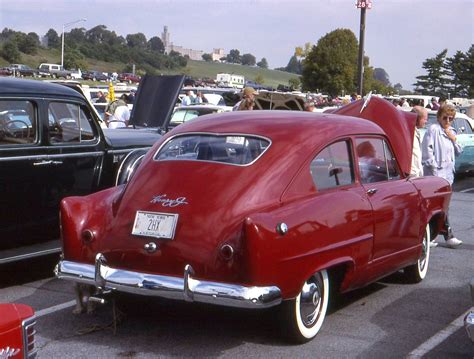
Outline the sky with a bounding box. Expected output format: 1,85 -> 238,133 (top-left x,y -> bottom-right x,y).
1,0 -> 473,90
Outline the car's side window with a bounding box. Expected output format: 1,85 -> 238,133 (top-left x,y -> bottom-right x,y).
455,118 -> 472,134
356,138 -> 400,183
0,100 -> 37,146
48,102 -> 95,144
310,140 -> 354,191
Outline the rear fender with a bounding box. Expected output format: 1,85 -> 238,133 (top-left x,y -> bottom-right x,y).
115,149 -> 148,186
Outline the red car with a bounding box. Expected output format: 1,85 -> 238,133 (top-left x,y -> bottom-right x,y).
56,96 -> 451,343
118,73 -> 141,84
0,304 -> 36,358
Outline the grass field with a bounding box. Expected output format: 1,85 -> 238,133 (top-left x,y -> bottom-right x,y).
0,50 -> 297,88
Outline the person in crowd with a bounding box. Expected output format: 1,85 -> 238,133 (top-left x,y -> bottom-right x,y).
410,106 -> 428,177
181,90 -> 196,106
422,104 -> 463,248
233,87 -> 257,111
195,91 -> 208,104
96,91 -> 107,103
350,93 -> 358,102
399,98 -> 410,109
427,97 -> 440,110
304,100 -> 315,112
105,94 -> 131,128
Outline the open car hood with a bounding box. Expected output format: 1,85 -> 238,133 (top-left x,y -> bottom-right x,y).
333,96 -> 416,175
129,75 -> 184,129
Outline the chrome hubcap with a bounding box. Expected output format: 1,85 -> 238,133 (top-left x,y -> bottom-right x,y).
299,274 -> 323,327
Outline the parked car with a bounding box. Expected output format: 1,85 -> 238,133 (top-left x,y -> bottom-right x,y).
0,303 -> 36,358
0,75 -> 183,264
169,104 -> 232,129
0,67 -> 13,76
82,70 -> 109,82
10,64 -> 38,77
38,63 -> 71,79
422,110 -> 474,175
465,277 -> 474,342
56,96 -> 452,343
118,72 -> 141,84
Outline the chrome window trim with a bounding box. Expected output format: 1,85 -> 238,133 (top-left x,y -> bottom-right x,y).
0,98 -> 40,147
153,132 -> 272,167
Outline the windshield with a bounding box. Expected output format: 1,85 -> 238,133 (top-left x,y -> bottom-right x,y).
155,134 -> 270,165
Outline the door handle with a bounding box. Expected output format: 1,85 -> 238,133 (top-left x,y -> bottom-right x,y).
367,188 -> 378,195
33,160 -> 63,166
33,160 -> 52,166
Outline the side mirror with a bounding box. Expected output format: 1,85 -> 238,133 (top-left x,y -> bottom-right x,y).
329,167 -> 343,176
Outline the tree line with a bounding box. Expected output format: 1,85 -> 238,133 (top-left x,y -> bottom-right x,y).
202,49 -> 269,69
278,28 -> 472,98
0,25 -> 188,73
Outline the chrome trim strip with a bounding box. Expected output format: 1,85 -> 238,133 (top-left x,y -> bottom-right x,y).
0,247 -> 61,264
108,147 -> 151,155
0,152 -> 105,162
56,255 -> 282,309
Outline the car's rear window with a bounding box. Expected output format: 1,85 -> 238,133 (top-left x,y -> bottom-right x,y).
155,134 -> 270,165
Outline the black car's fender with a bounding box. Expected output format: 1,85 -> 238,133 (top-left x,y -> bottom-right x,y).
115,149 -> 148,186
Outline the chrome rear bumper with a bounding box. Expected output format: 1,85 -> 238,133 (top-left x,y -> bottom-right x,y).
55,253 -> 282,309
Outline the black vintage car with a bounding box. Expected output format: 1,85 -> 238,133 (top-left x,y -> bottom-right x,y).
0,76 -> 183,263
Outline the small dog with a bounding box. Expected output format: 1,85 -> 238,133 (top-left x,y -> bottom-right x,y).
73,283 -> 98,314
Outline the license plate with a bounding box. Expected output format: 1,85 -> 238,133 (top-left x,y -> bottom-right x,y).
132,211 -> 178,239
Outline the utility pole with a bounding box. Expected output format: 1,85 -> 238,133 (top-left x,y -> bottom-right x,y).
356,1 -> 372,96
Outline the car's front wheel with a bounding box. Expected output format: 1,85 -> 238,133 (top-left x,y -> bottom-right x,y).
404,224 -> 430,283
279,269 -> 329,343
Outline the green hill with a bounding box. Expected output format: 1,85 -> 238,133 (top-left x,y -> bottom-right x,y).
0,48 -> 298,88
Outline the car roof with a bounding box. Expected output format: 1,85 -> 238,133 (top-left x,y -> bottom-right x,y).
170,110 -> 384,147
0,78 -> 83,99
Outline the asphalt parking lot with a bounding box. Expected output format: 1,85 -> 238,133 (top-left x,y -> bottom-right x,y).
1,176 -> 473,358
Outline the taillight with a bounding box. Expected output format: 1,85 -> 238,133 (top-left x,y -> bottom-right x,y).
22,316 -> 37,358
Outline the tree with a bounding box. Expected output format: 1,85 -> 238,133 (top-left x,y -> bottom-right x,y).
148,36 -> 164,53
226,49 -> 241,64
202,53 -> 213,62
445,48 -> 472,98
394,83 -> 403,92
285,55 -> 302,74
1,40 -> 21,63
17,32 -> 39,55
257,57 -> 268,69
45,28 -> 60,48
413,49 -> 449,96
373,68 -> 390,86
301,28 -> 359,96
67,28 -> 86,44
288,77 -> 301,90
126,33 -> 147,48
254,74 -> 264,84
241,53 -> 256,66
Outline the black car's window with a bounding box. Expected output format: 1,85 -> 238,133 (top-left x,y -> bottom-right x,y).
311,140 -> 354,191
48,102 -> 95,144
0,100 -> 37,145
356,138 -> 400,183
155,134 -> 270,165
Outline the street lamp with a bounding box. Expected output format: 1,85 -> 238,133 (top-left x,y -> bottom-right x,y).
61,18 -> 86,68
355,1 -> 372,96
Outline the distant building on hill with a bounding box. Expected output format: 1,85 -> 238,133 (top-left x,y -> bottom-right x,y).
212,48 -> 226,62
161,26 -> 204,61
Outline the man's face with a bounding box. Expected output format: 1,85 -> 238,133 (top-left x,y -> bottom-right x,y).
418,114 -> 428,129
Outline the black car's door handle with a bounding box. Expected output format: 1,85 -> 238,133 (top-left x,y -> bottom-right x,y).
33,160 -> 63,166
367,188 -> 378,195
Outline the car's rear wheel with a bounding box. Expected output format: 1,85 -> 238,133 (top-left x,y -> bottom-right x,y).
279,269 -> 329,343
404,224 -> 430,283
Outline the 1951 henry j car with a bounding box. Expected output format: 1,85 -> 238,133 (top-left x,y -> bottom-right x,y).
56,96 -> 452,343
0,303 -> 36,358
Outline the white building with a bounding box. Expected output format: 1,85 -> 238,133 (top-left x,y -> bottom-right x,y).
216,73 -> 245,89
161,26 -> 204,61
